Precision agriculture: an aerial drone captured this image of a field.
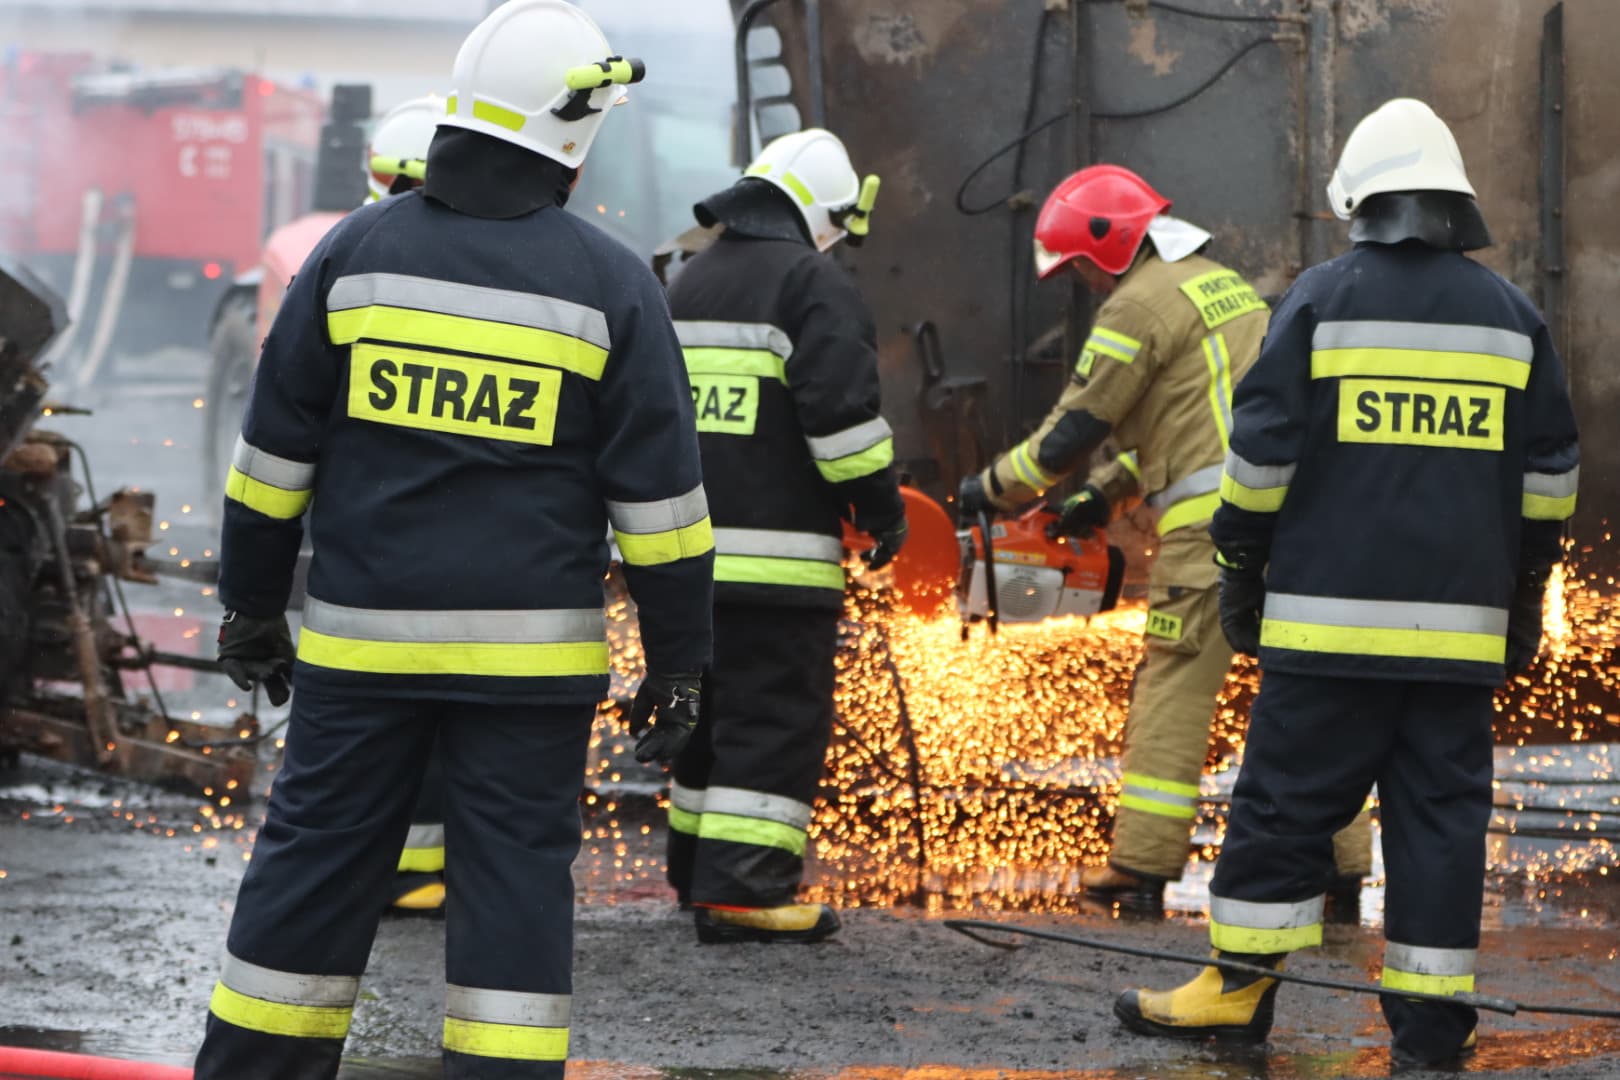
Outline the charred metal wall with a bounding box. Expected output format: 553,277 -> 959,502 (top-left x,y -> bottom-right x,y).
736,0 -> 1618,544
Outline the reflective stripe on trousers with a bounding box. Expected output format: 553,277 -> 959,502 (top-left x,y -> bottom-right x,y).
297,599 -> 610,677
398,822 -> 445,873
1208,894 -> 1324,954
1260,593 -> 1509,665
695,785 -> 813,856
1146,463 -> 1223,536
1381,942 -> 1477,996
713,528 -> 846,591
1118,772 -> 1199,821
443,984 -> 570,1062
668,780 -> 704,837
208,952 -> 359,1039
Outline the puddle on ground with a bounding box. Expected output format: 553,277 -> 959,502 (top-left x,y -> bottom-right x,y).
6,1023 -> 1620,1079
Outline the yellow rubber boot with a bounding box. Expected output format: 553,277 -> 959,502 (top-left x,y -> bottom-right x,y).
694,903 -> 840,944
1115,953 -> 1283,1043
388,872 -> 446,913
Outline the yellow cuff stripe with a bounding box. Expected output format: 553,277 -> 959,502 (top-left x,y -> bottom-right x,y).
668,806 -> 701,836
1210,919 -> 1322,954
815,438 -> 895,484
1260,620 -> 1505,665
714,554 -> 845,591
296,629 -> 610,678
328,305 -> 608,381
1220,472 -> 1288,513
443,1016 -> 569,1061
1008,442 -> 1056,493
225,467 -> 312,520
209,982 -> 353,1040
397,846 -> 446,873
697,811 -> 808,855
1118,793 -> 1198,820
1381,969 -> 1476,996
1523,491 -> 1577,521
614,518 -> 715,567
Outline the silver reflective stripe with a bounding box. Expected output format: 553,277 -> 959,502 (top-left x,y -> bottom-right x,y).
1525,467 -> 1579,499
1224,450 -> 1295,490
1209,894 -> 1324,931
232,436 -> 315,490
1147,463 -> 1223,509
1384,942 -> 1476,977
327,272 -> 610,350
403,823 -> 444,850
303,599 -> 605,643
1121,782 -> 1195,811
1265,593 -> 1509,636
606,485 -> 709,535
1209,335 -> 1234,435
445,985 -> 571,1028
806,417 -> 894,462
712,528 -> 845,564
220,952 -> 359,1007
703,786 -> 813,830
1312,320 -> 1534,363
670,781 -> 705,815
675,319 -> 793,360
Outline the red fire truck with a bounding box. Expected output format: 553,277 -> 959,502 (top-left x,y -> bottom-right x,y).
0,52 -> 324,388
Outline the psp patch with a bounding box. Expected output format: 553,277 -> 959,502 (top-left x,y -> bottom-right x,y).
1145,608 -> 1184,641
347,343 -> 561,445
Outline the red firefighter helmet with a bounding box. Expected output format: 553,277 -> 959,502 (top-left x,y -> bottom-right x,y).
1033,165 -> 1171,279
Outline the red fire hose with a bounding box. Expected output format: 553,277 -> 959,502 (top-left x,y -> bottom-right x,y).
0,1046 -> 191,1079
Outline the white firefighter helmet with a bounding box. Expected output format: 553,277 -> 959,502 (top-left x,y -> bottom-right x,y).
440,0 -> 642,170
366,95 -> 443,202
1326,98 -> 1475,221
744,129 -> 869,252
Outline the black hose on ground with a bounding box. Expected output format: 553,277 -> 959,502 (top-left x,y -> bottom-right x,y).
944,919 -> 1620,1020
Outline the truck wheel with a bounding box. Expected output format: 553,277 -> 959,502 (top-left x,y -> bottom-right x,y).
201,294 -> 257,528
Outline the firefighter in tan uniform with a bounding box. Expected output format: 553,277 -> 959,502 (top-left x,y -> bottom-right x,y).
959,165 -> 1370,907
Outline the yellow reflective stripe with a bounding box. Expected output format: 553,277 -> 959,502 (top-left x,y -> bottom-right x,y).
1524,491 -> 1576,521
209,982 -> 353,1039
1156,491 -> 1221,536
1210,920 -> 1322,954
613,518 -> 715,567
297,629 -> 610,677
682,346 -> 787,383
779,171 -> 815,206
328,306 -> 607,381
816,438 -> 895,484
1116,451 -> 1141,481
1008,441 -> 1055,492
1311,348 -> 1531,390
1123,771 -> 1199,798
1220,471 -> 1288,513
1118,793 -> 1197,820
472,99 -> 525,132
1084,336 -> 1137,364
1260,620 -> 1505,664
397,846 -> 445,873
697,811 -> 807,855
1090,326 -> 1142,354
745,163 -> 772,177
714,554 -> 845,591
1381,969 -> 1476,996
668,806 -> 701,836
225,466 -> 312,520
1203,334 -> 1234,452
442,1017 -> 568,1061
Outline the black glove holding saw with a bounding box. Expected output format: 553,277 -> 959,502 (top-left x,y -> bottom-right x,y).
1046,483 -> 1111,539
217,610 -> 296,706
628,671 -> 702,764
1214,546 -> 1267,658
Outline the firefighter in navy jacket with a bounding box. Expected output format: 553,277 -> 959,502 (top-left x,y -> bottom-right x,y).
195,5 -> 712,1079
662,129 -> 905,944
1117,100 -> 1579,1068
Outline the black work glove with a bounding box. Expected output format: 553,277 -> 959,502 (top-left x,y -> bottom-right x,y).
957,472 -> 992,517
1215,549 -> 1267,658
860,514 -> 909,570
627,671 -> 702,764
1506,565 -> 1552,675
217,611 -> 295,707
1047,484 -> 1111,539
